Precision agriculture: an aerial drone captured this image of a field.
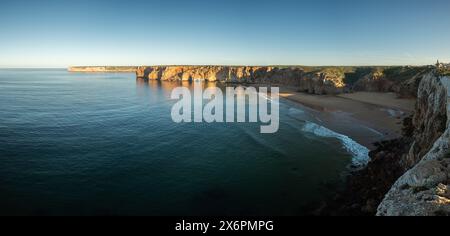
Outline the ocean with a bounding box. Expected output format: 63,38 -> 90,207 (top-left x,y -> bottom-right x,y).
0,69 -> 368,215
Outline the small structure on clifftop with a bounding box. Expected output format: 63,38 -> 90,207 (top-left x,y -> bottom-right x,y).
436,60 -> 450,69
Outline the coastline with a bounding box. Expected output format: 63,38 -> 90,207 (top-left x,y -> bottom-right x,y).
68,66 -> 137,73
279,87 -> 415,149
70,65 -> 417,156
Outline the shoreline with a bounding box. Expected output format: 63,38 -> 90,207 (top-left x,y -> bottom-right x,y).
279,88 -> 415,149
69,67 -> 415,151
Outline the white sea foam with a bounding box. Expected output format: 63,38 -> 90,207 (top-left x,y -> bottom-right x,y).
301,121 -> 370,167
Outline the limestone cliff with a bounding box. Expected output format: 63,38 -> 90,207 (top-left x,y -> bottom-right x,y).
377,74 -> 450,216
351,66 -> 430,98
135,65 -> 431,96
68,66 -> 137,72
320,72 -> 449,216
352,69 -> 393,92
136,65 -> 346,94
68,65 -> 430,96
401,73 -> 448,169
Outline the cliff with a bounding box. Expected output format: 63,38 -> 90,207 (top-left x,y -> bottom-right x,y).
135,65 -> 432,96
377,74 -> 449,216
68,66 -> 137,72
400,73 -> 448,169
320,72 -> 449,216
68,65 -> 430,96
136,65 -> 345,94
350,66 -> 430,98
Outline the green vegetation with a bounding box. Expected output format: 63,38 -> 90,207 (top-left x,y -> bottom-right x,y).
344,67 -> 377,85
383,66 -> 430,82
265,65 -> 432,87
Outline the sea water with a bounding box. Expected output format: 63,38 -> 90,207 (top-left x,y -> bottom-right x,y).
0,69 -> 367,215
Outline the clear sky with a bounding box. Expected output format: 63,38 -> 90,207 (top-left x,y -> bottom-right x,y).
1,0 -> 449,67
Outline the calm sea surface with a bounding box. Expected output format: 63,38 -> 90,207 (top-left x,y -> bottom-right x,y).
0,69 -> 361,215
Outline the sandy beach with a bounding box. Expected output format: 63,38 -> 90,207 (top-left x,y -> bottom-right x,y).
279,88 -> 415,149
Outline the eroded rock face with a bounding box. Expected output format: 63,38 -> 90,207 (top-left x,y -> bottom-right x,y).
299,72 -> 346,95
377,73 -> 450,216
352,70 -> 394,92
136,65 -> 431,96
394,72 -> 427,98
136,66 -> 346,94
377,129 -> 450,216
401,73 -> 448,169
350,67 -> 431,98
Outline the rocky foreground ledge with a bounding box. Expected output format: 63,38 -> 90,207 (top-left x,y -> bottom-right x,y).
377,74 -> 450,216
324,71 -> 449,216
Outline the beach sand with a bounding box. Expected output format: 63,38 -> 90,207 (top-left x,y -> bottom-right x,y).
279,88 -> 415,149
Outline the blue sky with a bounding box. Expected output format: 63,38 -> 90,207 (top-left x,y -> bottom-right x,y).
0,0 -> 449,67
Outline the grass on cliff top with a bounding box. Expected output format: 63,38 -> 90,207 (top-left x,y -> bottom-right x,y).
303,66 -> 428,85
383,66 -> 431,81
342,66 -> 431,85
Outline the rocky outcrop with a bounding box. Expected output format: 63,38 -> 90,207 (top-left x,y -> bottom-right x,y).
136,66 -> 346,94
319,119 -> 415,216
299,71 -> 346,95
69,65 -> 430,96
68,66 -> 137,72
401,73 -> 448,169
352,69 -> 394,92
351,67 -> 431,98
394,71 -> 427,98
135,65 -> 432,96
377,73 -> 450,216
377,129 -> 450,216
320,71 -> 449,216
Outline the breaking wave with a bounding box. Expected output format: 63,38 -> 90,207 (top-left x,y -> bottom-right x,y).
301,121 -> 370,167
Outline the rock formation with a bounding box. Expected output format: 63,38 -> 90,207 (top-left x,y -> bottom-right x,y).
377,73 -> 449,216
352,69 -> 393,92
351,66 -> 431,98
135,66 -> 347,94
401,73 -> 448,169
68,66 -> 137,72
320,71 -> 449,216
68,65 -> 431,96
133,65 -> 431,96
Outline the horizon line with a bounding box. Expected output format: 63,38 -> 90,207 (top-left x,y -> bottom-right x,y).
0,63 -> 439,69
